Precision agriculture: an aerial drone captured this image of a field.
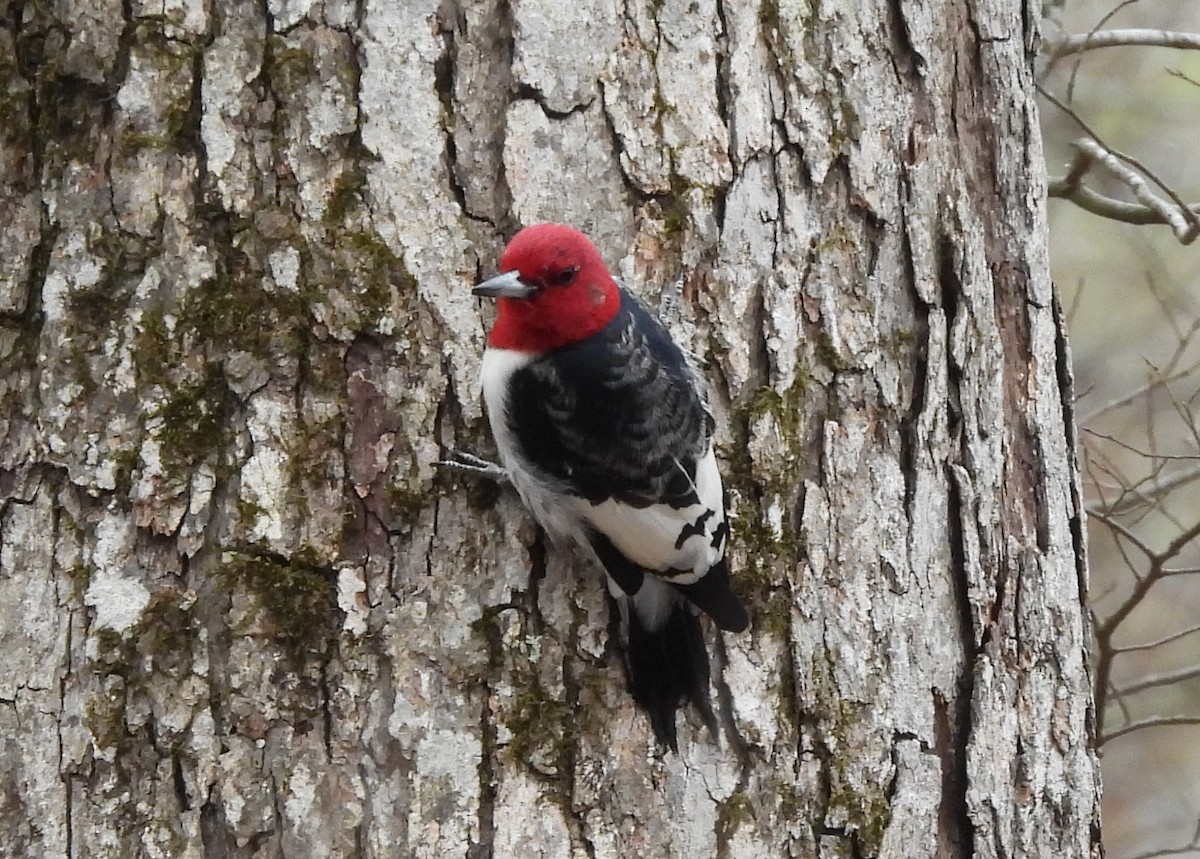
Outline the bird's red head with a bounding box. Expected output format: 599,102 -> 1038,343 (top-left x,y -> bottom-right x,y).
474,223 -> 621,353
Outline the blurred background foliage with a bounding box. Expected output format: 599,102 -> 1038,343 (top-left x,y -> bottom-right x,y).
1041,2 -> 1200,857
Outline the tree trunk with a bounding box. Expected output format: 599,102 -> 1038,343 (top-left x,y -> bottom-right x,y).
0,0 -> 1101,857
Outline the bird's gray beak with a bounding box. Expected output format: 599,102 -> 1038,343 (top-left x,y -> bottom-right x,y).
473,270 -> 539,299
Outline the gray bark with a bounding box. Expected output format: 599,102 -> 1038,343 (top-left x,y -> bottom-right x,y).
0,0 -> 1101,857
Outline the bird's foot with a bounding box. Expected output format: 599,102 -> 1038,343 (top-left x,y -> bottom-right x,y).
437,450 -> 510,484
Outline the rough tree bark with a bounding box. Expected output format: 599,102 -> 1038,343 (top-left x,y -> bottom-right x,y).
0,0 -> 1101,857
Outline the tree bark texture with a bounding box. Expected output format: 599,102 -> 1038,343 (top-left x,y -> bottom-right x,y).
0,0 -> 1101,857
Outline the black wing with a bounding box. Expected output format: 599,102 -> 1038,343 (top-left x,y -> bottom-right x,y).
505,289 -> 713,508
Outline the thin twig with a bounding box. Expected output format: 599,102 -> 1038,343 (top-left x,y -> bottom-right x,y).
1168,68 -> 1200,89
1086,509 -> 1157,560
1108,678 -> 1135,727
1081,365 -> 1200,424
1080,428 -> 1200,462
1065,0 -> 1146,101
1065,277 -> 1086,326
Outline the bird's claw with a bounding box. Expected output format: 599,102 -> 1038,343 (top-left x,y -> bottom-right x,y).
437,450 -> 510,484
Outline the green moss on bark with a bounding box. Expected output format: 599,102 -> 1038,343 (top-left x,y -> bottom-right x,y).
216,548 -> 341,659
153,363 -> 237,472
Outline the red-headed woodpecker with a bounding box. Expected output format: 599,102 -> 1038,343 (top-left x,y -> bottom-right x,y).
446,223 -> 748,749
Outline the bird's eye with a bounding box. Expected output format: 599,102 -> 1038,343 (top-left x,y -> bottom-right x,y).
549,266 -> 579,287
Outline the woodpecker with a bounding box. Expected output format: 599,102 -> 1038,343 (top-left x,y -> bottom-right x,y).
447,223 -> 748,749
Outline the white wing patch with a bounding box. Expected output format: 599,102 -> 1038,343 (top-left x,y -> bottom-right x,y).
575,444 -> 725,584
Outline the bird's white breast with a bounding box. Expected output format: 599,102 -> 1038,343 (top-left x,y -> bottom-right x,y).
479,347 -> 531,466
480,347 -> 585,544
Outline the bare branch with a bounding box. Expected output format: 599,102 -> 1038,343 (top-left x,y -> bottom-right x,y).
1082,405 -> 1200,517
1107,464 -> 1200,515
1048,181 -> 1200,230
1161,566 -> 1200,578
1106,678 -> 1136,728
1126,845 -> 1200,859
1102,715 -> 1200,744
1094,513 -> 1200,646
1117,664 -> 1200,697
1161,515 -> 1200,565
1053,29 -> 1200,58
1115,620 -> 1200,654
1049,137 -> 1200,243
1040,88 -> 1200,242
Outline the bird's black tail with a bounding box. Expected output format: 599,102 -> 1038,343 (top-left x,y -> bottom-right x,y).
673,558 -> 749,633
624,595 -> 719,751
591,532 -> 747,748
